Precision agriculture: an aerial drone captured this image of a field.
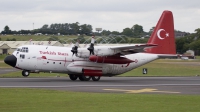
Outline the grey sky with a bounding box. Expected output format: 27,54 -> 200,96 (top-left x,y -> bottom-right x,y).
0,0 -> 200,33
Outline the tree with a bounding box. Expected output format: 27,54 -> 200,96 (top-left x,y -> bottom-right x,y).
111,31 -> 120,35
149,26 -> 155,34
131,24 -> 144,37
122,28 -> 133,37
3,25 -> 12,34
101,30 -> 111,36
41,24 -> 49,29
80,24 -> 92,35
194,28 -> 200,39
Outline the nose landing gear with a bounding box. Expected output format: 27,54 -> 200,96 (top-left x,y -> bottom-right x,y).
22,70 -> 30,77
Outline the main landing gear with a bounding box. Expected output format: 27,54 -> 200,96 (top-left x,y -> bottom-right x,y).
22,70 -> 30,77
69,74 -> 101,81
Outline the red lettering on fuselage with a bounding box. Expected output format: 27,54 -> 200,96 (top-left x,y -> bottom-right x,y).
58,52 -> 68,56
39,51 -> 68,56
39,51 -> 56,55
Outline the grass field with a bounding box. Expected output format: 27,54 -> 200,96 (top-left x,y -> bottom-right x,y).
0,54 -> 7,60
121,59 -> 200,77
0,62 -> 10,68
0,88 -> 200,112
1,57 -> 200,112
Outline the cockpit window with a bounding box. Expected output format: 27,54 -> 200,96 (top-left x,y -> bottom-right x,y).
21,47 -> 29,53
20,54 -> 25,59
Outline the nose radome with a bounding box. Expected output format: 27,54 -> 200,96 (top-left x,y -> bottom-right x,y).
4,55 -> 17,67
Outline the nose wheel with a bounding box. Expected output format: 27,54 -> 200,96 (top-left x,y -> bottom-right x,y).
22,70 -> 30,77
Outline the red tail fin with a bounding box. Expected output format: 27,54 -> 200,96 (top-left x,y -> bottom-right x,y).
146,10 -> 176,54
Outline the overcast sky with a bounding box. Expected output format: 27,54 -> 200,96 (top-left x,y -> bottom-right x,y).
0,0 -> 200,33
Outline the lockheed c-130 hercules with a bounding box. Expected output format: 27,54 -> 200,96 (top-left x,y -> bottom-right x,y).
4,10 -> 176,81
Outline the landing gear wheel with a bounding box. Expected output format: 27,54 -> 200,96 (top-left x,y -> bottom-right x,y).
79,76 -> 85,81
79,75 -> 91,81
92,76 -> 101,81
69,74 -> 78,81
22,70 -> 30,77
84,76 -> 91,81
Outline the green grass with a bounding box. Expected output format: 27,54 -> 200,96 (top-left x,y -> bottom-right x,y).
0,88 -> 200,112
121,60 -> 200,76
196,56 -> 200,59
0,62 -> 11,68
0,54 -> 7,61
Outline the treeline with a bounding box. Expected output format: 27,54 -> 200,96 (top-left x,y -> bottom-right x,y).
1,22 -> 93,35
1,23 -> 200,55
1,23 -> 151,38
176,28 -> 200,55
39,22 -> 93,35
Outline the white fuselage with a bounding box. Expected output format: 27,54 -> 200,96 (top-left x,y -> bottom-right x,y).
13,45 -> 159,76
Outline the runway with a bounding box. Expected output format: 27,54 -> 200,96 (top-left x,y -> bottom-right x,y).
0,77 -> 200,94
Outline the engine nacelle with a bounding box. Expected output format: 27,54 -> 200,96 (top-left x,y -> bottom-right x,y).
66,62 -> 83,73
75,47 -> 120,58
95,47 -> 119,56
66,61 -> 103,76
89,55 -> 134,64
83,69 -> 102,76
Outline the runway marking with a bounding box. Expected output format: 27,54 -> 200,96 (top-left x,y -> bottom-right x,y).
103,88 -> 180,94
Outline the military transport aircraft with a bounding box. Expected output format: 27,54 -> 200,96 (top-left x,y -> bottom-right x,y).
4,10 -> 176,81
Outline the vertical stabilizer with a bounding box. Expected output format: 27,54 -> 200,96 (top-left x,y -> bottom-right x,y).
146,10 -> 176,54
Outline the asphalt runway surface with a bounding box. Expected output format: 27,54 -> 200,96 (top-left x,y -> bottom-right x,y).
0,77 -> 200,94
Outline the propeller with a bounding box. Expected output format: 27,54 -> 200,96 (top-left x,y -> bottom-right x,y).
71,41 -> 79,56
87,36 -> 95,55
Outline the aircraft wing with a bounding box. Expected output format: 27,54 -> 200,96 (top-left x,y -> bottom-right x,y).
109,43 -> 158,55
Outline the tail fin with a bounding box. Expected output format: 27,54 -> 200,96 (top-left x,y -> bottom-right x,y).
146,10 -> 176,54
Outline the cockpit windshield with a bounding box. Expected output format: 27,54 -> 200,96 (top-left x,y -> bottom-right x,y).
20,47 -> 29,53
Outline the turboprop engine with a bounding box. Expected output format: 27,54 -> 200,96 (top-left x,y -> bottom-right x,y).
76,47 -> 120,58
